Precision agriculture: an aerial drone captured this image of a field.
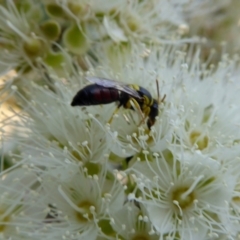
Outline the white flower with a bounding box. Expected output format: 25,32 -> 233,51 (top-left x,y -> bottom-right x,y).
34,167 -> 125,239
104,105 -> 174,159
11,76 -> 114,169
130,151 -> 238,239
185,0 -> 232,39
0,0 -> 45,74
0,168 -> 45,239
0,0 -> 232,75
2,41 -> 240,240
103,16 -> 128,43
84,0 -> 187,42
90,47 -> 240,160
111,202 -> 158,240
166,56 -> 240,157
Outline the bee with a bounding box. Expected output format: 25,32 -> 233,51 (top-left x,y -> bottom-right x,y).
71,77 -> 165,129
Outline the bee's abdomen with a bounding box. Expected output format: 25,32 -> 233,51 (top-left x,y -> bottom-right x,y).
71,84 -> 120,106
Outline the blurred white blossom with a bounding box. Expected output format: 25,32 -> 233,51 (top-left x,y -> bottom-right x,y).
0,0 -> 230,75
1,0 -> 240,240
1,44 -> 240,239
130,152 -> 238,239
32,167 -> 125,239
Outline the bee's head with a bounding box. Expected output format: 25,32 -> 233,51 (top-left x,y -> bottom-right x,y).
147,99 -> 159,129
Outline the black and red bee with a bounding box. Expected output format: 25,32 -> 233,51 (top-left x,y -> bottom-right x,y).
71,77 -> 165,129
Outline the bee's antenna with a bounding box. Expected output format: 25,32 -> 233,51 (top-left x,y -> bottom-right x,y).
156,79 -> 166,104
156,79 -> 160,104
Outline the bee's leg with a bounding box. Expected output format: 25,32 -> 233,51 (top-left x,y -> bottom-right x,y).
123,114 -> 130,124
138,107 -> 150,126
161,94 -> 166,103
129,98 -> 145,122
108,103 -> 122,124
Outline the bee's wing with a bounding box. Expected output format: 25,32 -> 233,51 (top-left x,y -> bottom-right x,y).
86,76 -> 142,99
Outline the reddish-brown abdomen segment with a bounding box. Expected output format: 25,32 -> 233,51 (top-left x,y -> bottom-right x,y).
71,84 -> 121,106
